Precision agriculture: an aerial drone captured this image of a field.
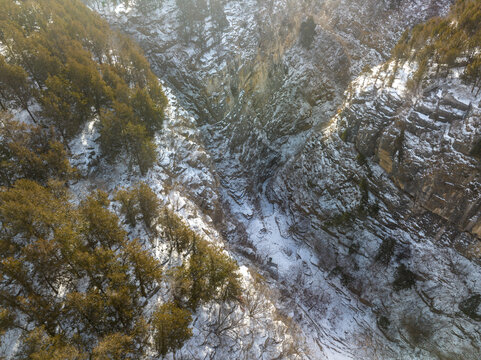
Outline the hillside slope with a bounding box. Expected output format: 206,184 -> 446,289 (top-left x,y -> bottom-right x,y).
70,0 -> 481,358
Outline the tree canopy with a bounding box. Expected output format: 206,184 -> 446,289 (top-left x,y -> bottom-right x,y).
0,0 -> 168,173
0,1 -> 243,358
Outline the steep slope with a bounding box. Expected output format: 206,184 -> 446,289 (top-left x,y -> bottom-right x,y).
0,1 -> 312,358
270,59 -> 481,359
268,2 -> 481,358
91,0 -> 453,201
86,0 -> 481,359
337,62 -> 481,241
69,85 -> 312,359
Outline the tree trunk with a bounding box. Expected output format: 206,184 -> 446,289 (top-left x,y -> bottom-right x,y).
25,106 -> 38,123
0,89 -> 9,111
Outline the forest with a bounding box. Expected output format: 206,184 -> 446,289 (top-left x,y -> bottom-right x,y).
0,0 -> 242,358
0,0 -> 168,173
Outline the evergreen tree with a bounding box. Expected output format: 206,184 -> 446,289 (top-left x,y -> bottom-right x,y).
176,0 -> 208,41
0,180 -> 164,356
115,182 -> 160,231
125,239 -> 162,297
299,17 -> 316,49
136,182 -> 161,230
0,180 -> 74,334
136,0 -> 163,15
17,327 -> 85,360
209,0 -> 229,35
0,114 -> 73,186
91,333 -> 136,360
391,0 -> 481,92
0,57 -> 36,122
465,56 -> 481,95
123,121 -> 157,175
115,187 -> 140,227
79,191 -> 126,249
131,86 -> 164,136
159,209 -> 196,254
173,238 -> 241,310
0,0 -> 167,171
40,74 -> 91,140
152,302 -> 192,359
0,308 -> 13,338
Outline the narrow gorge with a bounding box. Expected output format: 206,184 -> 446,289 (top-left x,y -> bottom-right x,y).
85,0 -> 481,359
0,0 -> 480,359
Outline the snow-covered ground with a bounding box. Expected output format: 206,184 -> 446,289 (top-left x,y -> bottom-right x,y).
68,84 -> 315,359
78,0 -> 481,358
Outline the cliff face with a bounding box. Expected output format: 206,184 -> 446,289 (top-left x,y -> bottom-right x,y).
88,0 -> 481,358
270,59 -> 481,358
94,0 -> 453,199
339,63 -> 481,240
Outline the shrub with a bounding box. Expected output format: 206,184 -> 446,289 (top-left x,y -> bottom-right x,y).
469,138 -> 481,157
377,315 -> 390,331
393,264 -> 416,291
374,238 -> 396,265
299,17 -> 316,49
400,313 -> 433,346
459,294 -> 481,321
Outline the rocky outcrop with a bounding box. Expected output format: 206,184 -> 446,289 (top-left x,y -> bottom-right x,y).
269,58 -> 481,358
91,0 -> 453,199
337,61 -> 481,241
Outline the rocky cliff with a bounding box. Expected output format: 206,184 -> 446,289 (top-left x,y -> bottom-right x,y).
270,57 -> 481,359
88,0 -> 481,358
339,62 -> 481,241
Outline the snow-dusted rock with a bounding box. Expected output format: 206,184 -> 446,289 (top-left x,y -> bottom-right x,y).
84,0 -> 481,358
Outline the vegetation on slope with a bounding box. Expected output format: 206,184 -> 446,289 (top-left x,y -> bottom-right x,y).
89,0 -> 229,41
0,0 -> 243,358
391,0 -> 481,92
0,174 -> 241,358
0,0 -> 167,174
0,119 -> 242,358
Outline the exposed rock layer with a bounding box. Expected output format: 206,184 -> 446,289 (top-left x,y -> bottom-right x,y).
89,0 -> 481,358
